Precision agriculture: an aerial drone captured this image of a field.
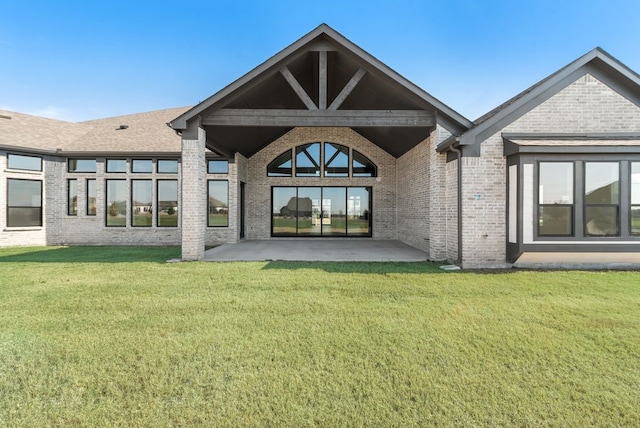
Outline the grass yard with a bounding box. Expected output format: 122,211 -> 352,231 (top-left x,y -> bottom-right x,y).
1,246 -> 639,426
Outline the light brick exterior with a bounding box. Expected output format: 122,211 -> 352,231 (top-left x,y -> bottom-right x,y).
181,128 -> 206,260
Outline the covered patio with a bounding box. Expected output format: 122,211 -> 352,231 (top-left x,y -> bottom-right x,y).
203,240 -> 429,262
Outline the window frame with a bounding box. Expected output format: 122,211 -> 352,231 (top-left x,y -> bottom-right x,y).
157,179 -> 178,228
106,159 -> 127,173
86,179 -> 97,216
131,179 -> 153,227
207,180 -> 229,227
68,179 -> 78,216
7,178 -> 43,227
583,161 -> 620,237
537,161 -> 575,237
157,159 -> 179,174
7,153 -> 42,172
207,159 -> 229,174
68,159 -> 96,173
105,179 -> 127,227
132,159 -> 153,174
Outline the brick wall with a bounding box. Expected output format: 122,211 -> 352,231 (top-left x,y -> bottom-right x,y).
245,127 -> 396,240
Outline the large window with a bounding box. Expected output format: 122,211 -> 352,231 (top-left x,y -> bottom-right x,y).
632,163 -> 640,235
538,162 -> 574,236
131,180 -> 152,227
7,179 -> 42,227
324,143 -> 349,177
157,180 -> 178,227
87,179 -> 96,215
352,150 -> 377,177
68,179 -> 77,216
106,180 -> 126,227
272,186 -> 371,237
268,151 -> 292,177
208,180 -> 228,227
584,162 -> 619,236
8,154 -> 42,171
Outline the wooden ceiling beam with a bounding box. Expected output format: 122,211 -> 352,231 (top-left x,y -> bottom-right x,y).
328,68 -> 367,110
279,67 -> 317,110
202,109 -> 435,127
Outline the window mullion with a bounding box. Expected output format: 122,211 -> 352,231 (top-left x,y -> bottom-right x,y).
620,161 -> 630,237
575,161 -> 585,238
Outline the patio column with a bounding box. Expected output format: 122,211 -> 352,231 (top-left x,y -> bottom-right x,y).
181,120 -> 206,260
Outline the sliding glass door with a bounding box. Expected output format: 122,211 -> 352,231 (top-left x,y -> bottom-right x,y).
272,187 -> 371,237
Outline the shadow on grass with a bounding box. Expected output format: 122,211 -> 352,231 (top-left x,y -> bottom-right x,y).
0,246 -> 181,263
261,260 -> 448,274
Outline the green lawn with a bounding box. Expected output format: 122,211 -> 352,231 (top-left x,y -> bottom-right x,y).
1,246 -> 639,426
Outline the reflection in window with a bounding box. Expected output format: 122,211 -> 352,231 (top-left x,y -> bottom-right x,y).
158,180 -> 178,227
538,162 -> 573,236
632,163 -> 640,235
268,150 -> 292,177
352,150 -> 377,177
132,180 -> 152,227
208,180 -> 228,227
7,179 -> 42,227
158,159 -> 178,174
68,159 -> 96,173
106,179 -> 126,227
296,143 -> 321,177
68,179 -> 77,216
87,179 -> 97,215
347,187 -> 371,236
132,159 -> 153,173
8,154 -> 42,171
208,160 -> 229,174
106,159 -> 127,173
324,143 -> 349,177
585,162 -> 619,236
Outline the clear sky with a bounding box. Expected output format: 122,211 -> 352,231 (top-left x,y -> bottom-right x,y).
2,0 -> 640,122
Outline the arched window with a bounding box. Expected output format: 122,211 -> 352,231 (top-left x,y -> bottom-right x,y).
267,143 -> 377,177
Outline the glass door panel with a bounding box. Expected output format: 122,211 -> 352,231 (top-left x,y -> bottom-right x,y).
322,187 -> 347,236
347,187 -> 371,236
297,187 -> 322,236
272,187 -> 297,236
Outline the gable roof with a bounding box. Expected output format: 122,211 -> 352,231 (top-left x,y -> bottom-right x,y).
437,47 -> 640,152
169,24 -> 472,158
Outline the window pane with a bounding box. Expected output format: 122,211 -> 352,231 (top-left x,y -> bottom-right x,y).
8,179 -> 42,207
7,179 -> 42,227
352,150 -> 377,177
106,180 -> 126,227
68,179 -> 77,216
268,150 -> 292,177
158,180 -> 178,227
208,181 -> 228,227
539,206 -> 572,236
631,163 -> 640,205
297,187 -> 322,236
68,159 -> 96,173
106,159 -> 127,173
632,207 -> 640,235
132,159 -> 153,173
8,154 -> 42,171
322,187 -> 346,235
87,179 -> 96,215
132,180 -> 152,227
158,159 -> 178,174
272,187 -> 297,235
324,143 -> 349,177
539,162 -> 573,204
296,143 -> 320,176
208,160 -> 228,174
585,206 -> 619,236
585,162 -> 619,204
347,187 -> 370,236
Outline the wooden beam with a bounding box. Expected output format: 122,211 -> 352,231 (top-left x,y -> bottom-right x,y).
202,109 -> 435,127
279,67 -> 317,110
319,51 -> 327,110
328,68 -> 367,110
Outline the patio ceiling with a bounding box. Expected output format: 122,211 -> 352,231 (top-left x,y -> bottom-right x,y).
170,25 -> 471,159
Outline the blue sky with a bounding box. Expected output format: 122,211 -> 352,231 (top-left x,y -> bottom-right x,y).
2,0 -> 640,122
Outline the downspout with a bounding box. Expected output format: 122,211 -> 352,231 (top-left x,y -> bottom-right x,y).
449,145 -> 463,265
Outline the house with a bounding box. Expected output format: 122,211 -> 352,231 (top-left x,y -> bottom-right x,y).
2,24 -> 640,267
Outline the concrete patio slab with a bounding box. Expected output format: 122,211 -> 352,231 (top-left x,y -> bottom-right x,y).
203,240 -> 429,262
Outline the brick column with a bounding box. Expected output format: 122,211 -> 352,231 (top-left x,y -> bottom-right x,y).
181,124 -> 206,260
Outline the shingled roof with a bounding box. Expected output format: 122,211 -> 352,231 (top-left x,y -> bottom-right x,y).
0,106 -> 190,155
